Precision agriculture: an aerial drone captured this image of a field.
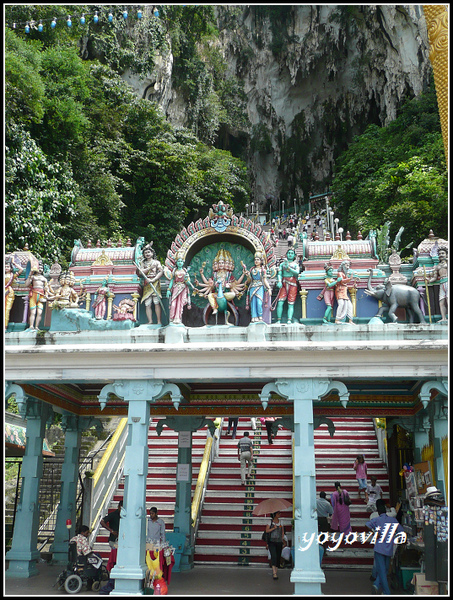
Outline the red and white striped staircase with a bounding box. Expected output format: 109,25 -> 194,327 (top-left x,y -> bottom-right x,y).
315,416 -> 389,568
94,415 -> 389,571
194,418 -> 293,566
93,417 -> 209,559
195,416 -> 388,569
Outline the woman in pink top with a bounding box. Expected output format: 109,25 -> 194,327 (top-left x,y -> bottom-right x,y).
353,454 -> 368,499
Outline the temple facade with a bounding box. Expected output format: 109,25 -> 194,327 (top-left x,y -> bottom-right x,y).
4,204 -> 448,594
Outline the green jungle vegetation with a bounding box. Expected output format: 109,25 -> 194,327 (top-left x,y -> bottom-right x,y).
5,5 -> 448,268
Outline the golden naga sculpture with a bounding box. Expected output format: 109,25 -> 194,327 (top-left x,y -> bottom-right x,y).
423,5 -> 448,163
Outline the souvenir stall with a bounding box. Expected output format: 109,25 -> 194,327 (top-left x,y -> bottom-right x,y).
397,464 -> 448,594
144,542 -> 176,595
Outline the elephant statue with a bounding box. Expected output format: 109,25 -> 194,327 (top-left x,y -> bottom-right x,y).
364,269 -> 424,323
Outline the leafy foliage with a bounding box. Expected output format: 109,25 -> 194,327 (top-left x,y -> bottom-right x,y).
5,125 -> 79,265
332,79 -> 448,254
4,8 -> 251,264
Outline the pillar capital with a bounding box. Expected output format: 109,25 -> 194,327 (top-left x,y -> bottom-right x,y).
387,416 -> 416,434
156,416 -> 215,436
98,379 -> 183,410
5,382 -> 29,418
260,377 -> 349,408
419,378 -> 448,409
61,413 -> 103,434
6,383 -> 54,423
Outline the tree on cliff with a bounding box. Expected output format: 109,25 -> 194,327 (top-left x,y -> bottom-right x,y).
332,79 -> 447,255
4,22 -> 249,266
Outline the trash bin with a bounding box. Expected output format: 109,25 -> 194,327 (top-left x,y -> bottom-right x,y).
166,532 -> 186,573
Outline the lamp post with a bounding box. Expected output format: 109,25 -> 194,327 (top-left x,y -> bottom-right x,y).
282,201 -> 285,220
334,217 -> 339,237
245,204 -> 249,218
251,202 -> 254,221
330,211 -> 335,238
293,198 -> 297,215
338,227 -> 344,241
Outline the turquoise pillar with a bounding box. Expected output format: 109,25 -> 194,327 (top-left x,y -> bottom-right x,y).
260,378 -> 348,595
6,394 -> 53,578
413,412 -> 430,464
174,431 -> 193,571
419,379 -> 448,497
291,380 -> 325,594
99,380 -> 182,596
111,397 -> 150,595
50,415 -> 102,564
156,416 -> 215,571
432,396 -> 448,497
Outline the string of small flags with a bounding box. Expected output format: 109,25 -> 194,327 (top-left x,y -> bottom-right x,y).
6,7 -> 160,33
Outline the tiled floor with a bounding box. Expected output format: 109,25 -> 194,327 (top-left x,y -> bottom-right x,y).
4,562 -> 409,596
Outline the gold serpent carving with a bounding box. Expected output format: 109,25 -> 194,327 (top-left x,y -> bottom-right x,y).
423,6 -> 448,163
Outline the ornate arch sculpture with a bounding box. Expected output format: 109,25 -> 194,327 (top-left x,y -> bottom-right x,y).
165,202 -> 277,276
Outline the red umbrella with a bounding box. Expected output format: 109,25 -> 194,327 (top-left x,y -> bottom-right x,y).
252,498 -> 292,516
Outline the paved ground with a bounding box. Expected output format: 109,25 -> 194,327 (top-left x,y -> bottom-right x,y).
4,562 -> 410,596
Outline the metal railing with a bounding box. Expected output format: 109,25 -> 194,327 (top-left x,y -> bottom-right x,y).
373,418 -> 388,467
86,418 -> 128,543
191,419 -> 222,540
6,424 -> 125,549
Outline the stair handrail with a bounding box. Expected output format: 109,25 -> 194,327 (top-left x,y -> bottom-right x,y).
83,418 -> 128,541
75,430 -> 120,527
191,419 -> 222,539
373,418 -> 388,467
79,430 -> 118,475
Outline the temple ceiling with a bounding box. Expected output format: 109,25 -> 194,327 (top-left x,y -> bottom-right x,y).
19,377 -> 432,419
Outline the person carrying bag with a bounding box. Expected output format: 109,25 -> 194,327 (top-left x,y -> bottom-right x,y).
265,511 -> 285,580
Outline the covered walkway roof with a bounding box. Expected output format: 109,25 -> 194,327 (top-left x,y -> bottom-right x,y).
5,322 -> 447,418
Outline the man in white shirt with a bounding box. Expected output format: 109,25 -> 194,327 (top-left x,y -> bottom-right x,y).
237,431 -> 253,485
147,506 -> 166,545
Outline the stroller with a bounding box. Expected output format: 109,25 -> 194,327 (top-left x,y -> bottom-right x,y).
56,541 -> 109,594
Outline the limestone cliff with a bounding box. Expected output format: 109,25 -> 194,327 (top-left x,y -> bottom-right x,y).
123,5 -> 432,210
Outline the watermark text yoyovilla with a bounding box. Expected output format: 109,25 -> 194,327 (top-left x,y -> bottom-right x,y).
298,524 -> 406,552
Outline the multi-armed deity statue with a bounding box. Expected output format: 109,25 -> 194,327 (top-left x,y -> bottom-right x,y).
4,203 -> 448,332
194,248 -> 247,325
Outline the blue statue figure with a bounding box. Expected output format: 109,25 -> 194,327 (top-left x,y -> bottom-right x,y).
243,251 -> 271,322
